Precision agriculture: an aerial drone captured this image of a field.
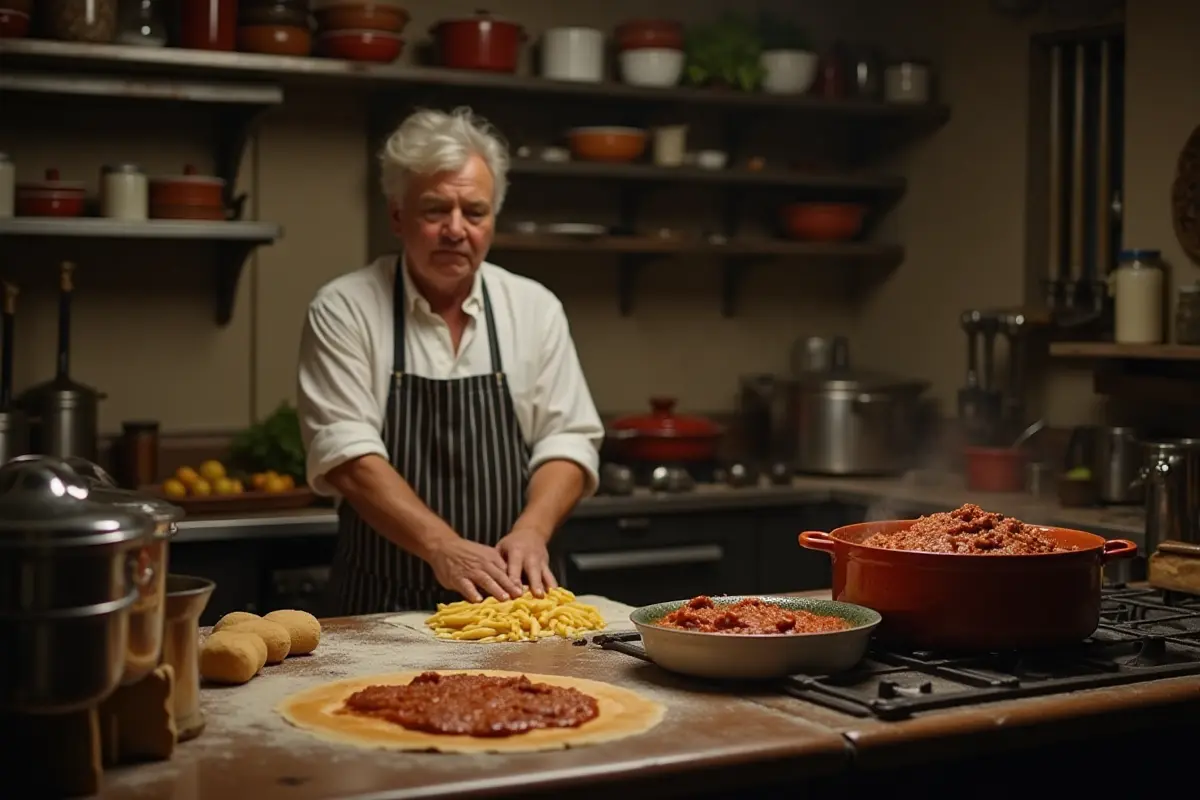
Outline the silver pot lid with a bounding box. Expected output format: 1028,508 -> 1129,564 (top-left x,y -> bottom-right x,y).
62,456 -> 184,531
0,456 -> 154,546
794,368 -> 929,393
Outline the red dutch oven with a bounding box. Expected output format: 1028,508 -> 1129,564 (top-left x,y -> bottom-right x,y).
798,520 -> 1139,651
608,397 -> 723,464
431,10 -> 525,73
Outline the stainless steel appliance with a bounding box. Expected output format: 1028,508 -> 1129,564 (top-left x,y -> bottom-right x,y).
1137,438 -> 1200,555
791,369 -> 930,476
0,455 -> 155,714
957,309 -> 1036,446
1093,426 -> 1143,505
739,374 -> 796,466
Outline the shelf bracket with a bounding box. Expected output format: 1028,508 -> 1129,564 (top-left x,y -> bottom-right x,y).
617,254 -> 657,317
214,93 -> 284,221
214,241 -> 263,327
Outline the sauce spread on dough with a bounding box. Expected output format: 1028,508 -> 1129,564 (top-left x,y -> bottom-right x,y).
656,596 -> 852,634
342,672 -> 599,737
861,503 -> 1076,555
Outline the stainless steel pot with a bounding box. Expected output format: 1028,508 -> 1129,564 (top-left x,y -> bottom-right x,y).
1094,426 -> 1143,505
63,456 -> 183,685
0,456 -> 155,714
1136,438 -> 1200,554
790,369 -> 930,475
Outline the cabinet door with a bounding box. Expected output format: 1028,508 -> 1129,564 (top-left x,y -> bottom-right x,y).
552,512 -> 759,607
755,502 -> 850,594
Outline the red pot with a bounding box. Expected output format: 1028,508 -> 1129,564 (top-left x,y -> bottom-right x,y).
16,168 -> 85,217
431,10 -> 524,73
316,29 -> 404,63
609,397 -> 723,464
798,520 -> 1138,651
614,18 -> 683,51
963,445 -> 1026,492
149,165 -> 226,221
781,202 -> 866,242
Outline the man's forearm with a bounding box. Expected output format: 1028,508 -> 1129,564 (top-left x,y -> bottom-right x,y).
512,459 -> 587,542
325,455 -> 457,560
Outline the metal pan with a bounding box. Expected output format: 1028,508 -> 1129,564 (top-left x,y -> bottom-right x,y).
629,595 -> 881,680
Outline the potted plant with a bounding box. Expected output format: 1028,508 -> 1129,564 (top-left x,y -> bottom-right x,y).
757,14 -> 817,94
683,13 -> 765,91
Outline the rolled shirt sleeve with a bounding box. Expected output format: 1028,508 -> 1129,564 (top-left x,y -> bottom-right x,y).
527,298 -> 604,497
296,292 -> 388,497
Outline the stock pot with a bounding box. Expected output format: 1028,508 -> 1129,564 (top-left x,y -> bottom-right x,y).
0,456 -> 154,713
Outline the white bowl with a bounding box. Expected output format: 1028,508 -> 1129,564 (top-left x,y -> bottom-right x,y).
619,48 -> 684,87
760,49 -> 819,94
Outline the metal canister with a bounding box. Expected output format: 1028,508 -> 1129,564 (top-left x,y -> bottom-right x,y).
1136,439 -> 1200,553
1094,426 -> 1144,505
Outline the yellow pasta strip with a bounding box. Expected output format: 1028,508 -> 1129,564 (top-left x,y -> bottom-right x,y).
423,589 -> 606,643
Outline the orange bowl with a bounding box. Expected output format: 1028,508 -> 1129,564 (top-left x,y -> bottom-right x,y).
781,202 -> 866,242
566,126 -> 647,163
314,2 -> 409,34
315,28 -> 403,61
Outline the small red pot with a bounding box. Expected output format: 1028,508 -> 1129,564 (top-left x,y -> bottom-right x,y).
608,397 -> 723,464
316,29 -> 403,62
16,168 -> 86,217
431,10 -> 524,72
963,445 -> 1027,493
149,165 -> 227,221
614,19 -> 683,51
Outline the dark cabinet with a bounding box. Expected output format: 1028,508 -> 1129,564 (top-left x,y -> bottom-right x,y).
755,502 -> 847,594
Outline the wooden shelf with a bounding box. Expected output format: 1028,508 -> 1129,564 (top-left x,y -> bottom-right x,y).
0,218 -> 282,326
0,39 -> 950,123
1049,342 -> 1200,361
508,159 -> 906,196
490,233 -> 902,316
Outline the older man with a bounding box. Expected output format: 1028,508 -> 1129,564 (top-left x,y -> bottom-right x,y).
297,107 -> 603,615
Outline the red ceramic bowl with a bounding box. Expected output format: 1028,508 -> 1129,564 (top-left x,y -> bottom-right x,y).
781,202 -> 867,242
316,29 -> 403,62
963,445 -> 1026,493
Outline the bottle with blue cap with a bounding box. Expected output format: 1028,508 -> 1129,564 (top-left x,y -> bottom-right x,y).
1108,249 -> 1165,344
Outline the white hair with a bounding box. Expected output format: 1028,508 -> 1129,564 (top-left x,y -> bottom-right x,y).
379,106 -> 510,213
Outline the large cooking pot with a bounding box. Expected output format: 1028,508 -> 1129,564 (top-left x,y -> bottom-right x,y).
608,397 -> 723,464
791,369 -> 929,475
62,456 -> 183,685
0,455 -> 155,713
799,521 -> 1139,651
431,10 -> 525,72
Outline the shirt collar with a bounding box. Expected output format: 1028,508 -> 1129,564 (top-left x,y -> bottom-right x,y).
397,254 -> 484,317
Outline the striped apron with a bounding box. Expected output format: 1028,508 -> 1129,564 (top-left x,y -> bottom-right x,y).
325,267 -> 531,614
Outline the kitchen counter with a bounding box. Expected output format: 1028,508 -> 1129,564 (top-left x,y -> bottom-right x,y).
174,474 -> 1146,545
99,609 -> 1200,799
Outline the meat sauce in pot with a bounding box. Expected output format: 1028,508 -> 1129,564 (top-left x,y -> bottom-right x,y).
656,596 -> 852,634
861,504 -> 1076,555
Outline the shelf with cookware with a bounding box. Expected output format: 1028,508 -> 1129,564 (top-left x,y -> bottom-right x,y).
0,70 -> 284,326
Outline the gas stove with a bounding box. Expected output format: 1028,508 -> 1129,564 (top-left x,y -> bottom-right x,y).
593,586 -> 1200,721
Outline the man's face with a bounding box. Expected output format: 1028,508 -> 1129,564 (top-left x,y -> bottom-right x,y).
390,153 -> 495,298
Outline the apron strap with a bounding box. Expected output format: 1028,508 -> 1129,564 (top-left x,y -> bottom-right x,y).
393,256 -> 504,375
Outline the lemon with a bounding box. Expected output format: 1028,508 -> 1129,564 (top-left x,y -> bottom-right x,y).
199,460 -> 226,482
213,477 -> 238,496
162,478 -> 187,499
250,472 -> 269,491
279,474 -> 296,491
231,478 -> 245,494
190,478 -> 213,497
176,466 -> 200,487
263,474 -> 289,494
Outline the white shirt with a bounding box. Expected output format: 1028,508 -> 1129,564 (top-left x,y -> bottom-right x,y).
297,255 -> 603,499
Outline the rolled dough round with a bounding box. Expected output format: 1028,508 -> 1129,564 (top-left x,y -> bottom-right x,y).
200,631 -> 265,685
213,611 -> 261,633
227,618 -> 291,663
277,669 -> 665,754
264,609 -> 321,655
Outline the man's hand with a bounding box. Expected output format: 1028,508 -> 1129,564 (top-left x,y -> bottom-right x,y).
427,537 -> 524,603
495,527 -> 558,598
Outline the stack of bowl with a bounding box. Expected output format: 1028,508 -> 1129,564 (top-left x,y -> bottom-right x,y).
313,0 -> 407,63
613,18 -> 684,87
237,0 -> 314,56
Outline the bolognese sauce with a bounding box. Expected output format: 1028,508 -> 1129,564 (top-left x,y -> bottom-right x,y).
861,503 -> 1075,554
656,596 -> 852,634
342,672 -> 599,737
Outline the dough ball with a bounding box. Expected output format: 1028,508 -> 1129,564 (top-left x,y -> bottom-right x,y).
264,609 -> 321,655
212,611 -> 261,633
200,632 -> 264,685
227,618 -> 291,663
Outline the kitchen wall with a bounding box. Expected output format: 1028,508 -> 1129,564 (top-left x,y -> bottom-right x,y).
3,0 -> 1192,437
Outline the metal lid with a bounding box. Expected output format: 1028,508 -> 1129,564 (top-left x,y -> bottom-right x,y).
61,456 -> 183,533
101,163 -> 143,175
0,456 -> 154,547
794,368 -> 929,393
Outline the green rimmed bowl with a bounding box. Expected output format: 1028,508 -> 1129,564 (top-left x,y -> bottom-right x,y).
629,595 -> 882,680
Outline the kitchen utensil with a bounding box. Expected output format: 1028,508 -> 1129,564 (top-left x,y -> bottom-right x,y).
238,23 -> 313,56
1094,426 -> 1143,505
716,462 -> 758,488
760,49 -> 819,94
0,455 -> 155,713
17,262 -> 106,461
799,523 -> 1138,651
963,445 -> 1026,492
738,374 -> 795,466
566,127 -> 647,163
767,461 -> 792,485
1135,439 -> 1200,553
541,27 -> 604,82
780,202 -> 866,242
1011,418 -> 1045,449
629,595 -> 880,679
315,28 -> 403,61
313,1 -> 408,33
790,369 -> 929,475
431,10 -> 524,72
0,281 -> 29,465
598,463 -> 634,496
148,165 -> 226,220
617,47 -> 684,87
789,335 -> 849,376
652,125 -> 687,167
613,19 -> 683,51
161,574 -> 214,741
15,168 -> 85,217
648,465 -> 693,493
609,398 -> 723,465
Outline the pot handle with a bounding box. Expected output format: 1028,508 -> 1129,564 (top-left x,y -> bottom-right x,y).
798,531 -> 837,553
1100,538 -> 1139,562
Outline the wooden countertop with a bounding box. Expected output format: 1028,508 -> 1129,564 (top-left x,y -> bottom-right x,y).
100,606 -> 1200,799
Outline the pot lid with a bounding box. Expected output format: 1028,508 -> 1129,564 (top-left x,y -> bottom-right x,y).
17,168 -> 85,191
0,456 -> 154,546
149,164 -> 225,186
438,9 -> 519,25
62,456 -> 184,531
794,368 -> 929,392
611,396 -> 722,437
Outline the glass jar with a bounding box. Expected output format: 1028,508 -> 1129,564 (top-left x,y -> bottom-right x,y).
1108,249 -> 1165,344
1175,283 -> 1200,345
44,0 -> 118,43
116,0 -> 166,46
100,163 -> 148,221
178,0 -> 236,50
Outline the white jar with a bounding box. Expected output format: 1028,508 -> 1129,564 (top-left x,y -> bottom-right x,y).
884,61 -> 931,104
541,27 -> 604,83
1109,249 -> 1165,344
653,125 -> 687,167
0,153 -> 13,219
100,163 -> 148,221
